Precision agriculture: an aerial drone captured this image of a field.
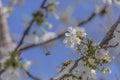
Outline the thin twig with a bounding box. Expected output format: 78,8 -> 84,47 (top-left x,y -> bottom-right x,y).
25,69 -> 41,80
14,19 -> 35,51
40,0 -> 47,8
77,5 -> 107,26
14,0 -> 48,51
19,30 -> 65,51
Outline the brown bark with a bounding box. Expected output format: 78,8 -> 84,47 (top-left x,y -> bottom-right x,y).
0,0 -> 14,58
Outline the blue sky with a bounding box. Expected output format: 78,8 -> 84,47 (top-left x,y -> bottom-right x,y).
2,0 -> 120,80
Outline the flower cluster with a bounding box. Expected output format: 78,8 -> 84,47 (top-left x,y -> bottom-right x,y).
63,27 -> 87,49
63,27 -> 112,80
1,67 -> 21,80
72,60 -> 96,80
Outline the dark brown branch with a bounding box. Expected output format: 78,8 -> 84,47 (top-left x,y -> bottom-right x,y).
14,19 -> 35,51
56,74 -> 80,80
40,0 -> 47,8
102,43 -> 119,48
25,69 -> 41,80
99,16 -> 120,47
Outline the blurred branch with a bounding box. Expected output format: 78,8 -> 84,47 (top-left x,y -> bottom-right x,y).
0,69 -> 5,75
40,0 -> 47,8
14,0 -> 48,51
78,5 -> 107,26
25,69 -> 41,80
102,43 -> 119,48
0,0 -> 16,75
99,16 -> 120,48
59,73 -> 80,79
19,5 -> 107,51
51,16 -> 120,80
14,19 -> 35,51
52,57 -> 82,80
0,0 -> 13,50
19,30 -> 65,51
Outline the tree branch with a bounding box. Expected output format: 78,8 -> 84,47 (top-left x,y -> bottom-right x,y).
40,0 -> 47,8
0,0 -> 13,54
14,19 -> 35,51
19,5 -> 107,51
52,57 -> 82,80
77,5 -> 107,26
51,16 -> 120,80
14,0 -> 48,51
101,43 -> 119,48
25,69 -> 41,80
58,73 -> 80,80
99,16 -> 120,48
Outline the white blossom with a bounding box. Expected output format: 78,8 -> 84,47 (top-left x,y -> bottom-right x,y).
75,27 -> 87,38
89,70 -> 96,80
75,65 -> 96,80
78,60 -> 86,68
1,67 -> 21,80
63,36 -> 81,48
52,12 -> 60,19
3,7 -> 12,17
25,34 -> 39,44
81,67 -> 96,80
103,0 -> 120,5
47,1 -> 59,19
63,27 -> 87,49
95,49 -> 109,59
40,32 -> 57,42
0,55 -> 10,69
20,60 -> 33,79
23,60 -> 32,70
74,63 -> 96,80
81,45 -> 88,56
103,0 -> 113,5
44,22 -> 53,29
81,70 -> 90,80
101,67 -> 111,74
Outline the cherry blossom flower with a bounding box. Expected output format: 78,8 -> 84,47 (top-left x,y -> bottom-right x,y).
47,1 -> 59,19
95,49 -> 109,59
81,45 -> 88,56
63,27 -> 87,49
75,65 -> 96,80
1,67 -> 21,80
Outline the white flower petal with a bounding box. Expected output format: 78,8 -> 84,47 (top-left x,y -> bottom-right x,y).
65,33 -> 70,36
95,49 -> 108,59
